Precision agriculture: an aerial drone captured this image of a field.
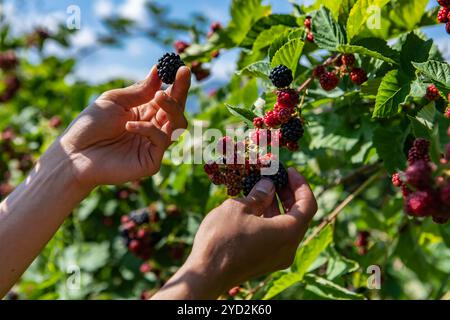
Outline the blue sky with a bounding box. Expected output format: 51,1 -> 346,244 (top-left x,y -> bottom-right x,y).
2,0 -> 449,85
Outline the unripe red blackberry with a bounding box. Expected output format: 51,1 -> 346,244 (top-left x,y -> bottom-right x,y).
281,117 -> 304,142
355,230 -> 370,255
350,68 -> 368,85
341,54 -> 356,67
157,52 -> 185,84
286,140 -> 299,151
264,110 -> 281,127
210,22 -> 222,32
204,161 -> 219,175
140,261 -> 153,273
193,68 -> 210,81
438,0 -> 450,8
312,65 -> 326,78
438,7 -> 450,23
304,16 -> 312,29
49,115 -> 62,128
242,172 -> 261,196
392,172 -> 402,187
404,190 -> 435,217
306,32 -> 314,42
276,89 -> 299,108
425,84 -> 440,101
405,160 -> 431,189
278,108 -> 292,124
269,65 -> 293,88
253,117 -> 264,128
0,50 -> 19,70
228,286 -> 241,297
408,139 -> 430,164
445,107 -> 450,119
440,182 -> 450,206
225,170 -> 241,187
319,72 -> 339,91
174,40 -> 190,54
210,172 -> 225,185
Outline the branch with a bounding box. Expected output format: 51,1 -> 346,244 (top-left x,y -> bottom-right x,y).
303,169 -> 385,246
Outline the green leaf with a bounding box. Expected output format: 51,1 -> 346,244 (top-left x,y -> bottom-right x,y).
268,28 -> 304,60
326,246 -> 360,280
304,0 -> 344,20
311,6 -> 346,51
304,274 -> 366,300
227,0 -> 271,45
415,103 -> 436,131
336,44 -> 397,65
262,272 -> 302,300
373,125 -> 408,173
271,38 -> 304,77
400,32 -> 433,78
225,103 -> 257,126
373,70 -> 411,118
346,0 -> 390,42
361,77 -> 382,96
252,25 -> 290,51
77,193 -> 100,221
294,224 -> 333,276
389,0 -> 428,31
241,14 -> 298,48
412,60 -> 450,89
237,61 -> 271,80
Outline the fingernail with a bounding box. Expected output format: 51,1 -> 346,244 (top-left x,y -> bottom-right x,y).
255,178 -> 274,194
127,121 -> 138,129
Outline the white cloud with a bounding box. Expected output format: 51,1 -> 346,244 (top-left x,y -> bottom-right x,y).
71,27 -> 97,49
118,0 -> 148,24
434,37 -> 450,61
94,0 -> 114,18
75,62 -> 146,84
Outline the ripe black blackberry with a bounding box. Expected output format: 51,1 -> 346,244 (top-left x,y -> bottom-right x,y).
281,118 -> 304,142
269,65 -> 293,88
242,172 -> 261,196
267,163 -> 288,189
130,209 -> 150,225
157,52 -> 185,84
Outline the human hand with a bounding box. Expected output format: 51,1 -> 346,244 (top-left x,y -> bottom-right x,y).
153,167 -> 318,299
58,65 -> 190,188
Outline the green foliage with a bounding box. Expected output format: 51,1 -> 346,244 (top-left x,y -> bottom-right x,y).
2,0 -> 449,301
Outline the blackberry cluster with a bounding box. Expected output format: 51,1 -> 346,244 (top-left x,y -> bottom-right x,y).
269,65 -> 293,88
444,93 -> 450,119
157,52 -> 185,84
392,137 -> 450,224
303,16 -> 314,42
425,84 -> 440,101
436,0 -> 450,34
173,22 -> 221,82
120,208 -> 160,260
313,54 -> 368,91
0,51 -> 19,70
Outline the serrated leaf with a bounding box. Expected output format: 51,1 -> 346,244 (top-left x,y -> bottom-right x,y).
271,38 -> 304,77
373,70 -> 411,118
252,25 -> 290,51
294,224 -> 333,275
400,32 -> 433,78
225,103 -> 257,126
326,246 -> 360,280
237,61 -> 271,80
311,6 -> 346,51
373,125 -> 408,173
304,274 -> 366,300
389,0 -> 428,31
337,44 -> 397,64
262,272 -> 302,300
241,14 -> 298,48
412,60 -> 450,89
361,77 -> 382,96
227,0 -> 271,45
304,0 -> 344,20
346,0 -> 390,42
416,103 -> 436,130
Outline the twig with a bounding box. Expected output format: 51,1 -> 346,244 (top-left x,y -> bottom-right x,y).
303,169 -> 385,246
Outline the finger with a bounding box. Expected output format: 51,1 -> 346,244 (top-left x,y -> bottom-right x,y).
264,198 -> 281,218
166,66 -> 191,108
277,185 -> 295,213
102,66 -> 161,111
126,121 -> 170,149
286,168 -> 317,222
153,91 -> 188,131
243,178 -> 275,216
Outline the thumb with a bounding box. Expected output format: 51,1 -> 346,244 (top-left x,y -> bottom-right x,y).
101,65 -> 161,111
244,178 -> 275,216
